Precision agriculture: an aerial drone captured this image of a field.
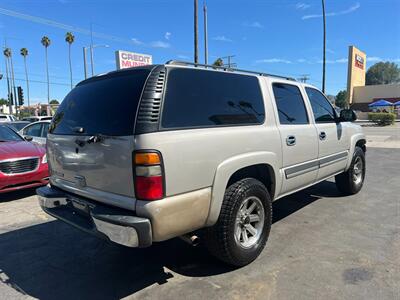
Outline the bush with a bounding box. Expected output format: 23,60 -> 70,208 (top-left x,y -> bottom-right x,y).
368,112 -> 396,126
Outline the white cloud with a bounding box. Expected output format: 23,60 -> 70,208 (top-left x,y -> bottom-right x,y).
296,3 -> 310,10
164,32 -> 171,40
150,40 -> 170,48
177,54 -> 190,60
297,58 -> 307,63
367,57 -> 400,63
326,48 -> 335,54
256,58 -> 292,64
243,21 -> 263,29
317,58 -> 348,64
212,35 -> 233,42
302,2 -> 360,20
367,56 -> 382,62
131,38 -> 144,45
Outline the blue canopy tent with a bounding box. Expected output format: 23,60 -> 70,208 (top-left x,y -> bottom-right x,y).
368,99 -> 394,107
394,101 -> 400,106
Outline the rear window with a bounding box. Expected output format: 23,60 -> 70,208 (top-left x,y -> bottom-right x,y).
161,68 -> 265,129
50,69 -> 151,136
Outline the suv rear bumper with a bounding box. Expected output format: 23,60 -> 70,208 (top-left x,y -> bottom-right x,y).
37,186 -> 152,247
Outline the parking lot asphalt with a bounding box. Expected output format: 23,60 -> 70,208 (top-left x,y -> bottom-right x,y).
0,149 -> 399,299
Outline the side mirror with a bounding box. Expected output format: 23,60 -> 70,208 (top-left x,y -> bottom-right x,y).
24,135 -> 33,142
339,109 -> 357,122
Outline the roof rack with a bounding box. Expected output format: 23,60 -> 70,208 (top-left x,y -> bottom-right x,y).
165,60 -> 296,81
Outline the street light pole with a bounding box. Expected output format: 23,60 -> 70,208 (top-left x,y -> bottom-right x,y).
203,1 -> 208,65
84,44 -> 108,78
322,0 -> 326,93
83,47 -> 88,79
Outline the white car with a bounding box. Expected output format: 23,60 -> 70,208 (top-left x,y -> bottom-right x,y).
0,114 -> 17,122
19,120 -> 51,147
22,116 -> 53,123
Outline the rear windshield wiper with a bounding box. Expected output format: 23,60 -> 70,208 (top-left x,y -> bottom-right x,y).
75,134 -> 125,147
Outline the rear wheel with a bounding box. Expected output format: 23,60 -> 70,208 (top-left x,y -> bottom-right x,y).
335,146 -> 365,195
204,178 -> 272,267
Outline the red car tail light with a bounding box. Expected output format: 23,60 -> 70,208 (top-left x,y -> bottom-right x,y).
134,151 -> 164,201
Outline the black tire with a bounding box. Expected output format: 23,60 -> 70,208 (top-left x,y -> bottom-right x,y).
203,178 -> 272,267
335,146 -> 366,195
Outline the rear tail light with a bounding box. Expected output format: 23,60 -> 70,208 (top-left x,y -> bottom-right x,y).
134,151 -> 164,201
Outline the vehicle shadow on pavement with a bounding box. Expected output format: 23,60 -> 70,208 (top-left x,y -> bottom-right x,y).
0,188 -> 37,202
0,181 -> 341,299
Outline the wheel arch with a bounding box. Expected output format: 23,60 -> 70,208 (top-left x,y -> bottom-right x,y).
206,151 -> 280,226
345,134 -> 366,170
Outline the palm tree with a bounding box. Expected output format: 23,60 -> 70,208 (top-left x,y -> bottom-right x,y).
65,32 -> 75,89
41,36 -> 51,108
3,48 -> 13,114
20,48 -> 31,108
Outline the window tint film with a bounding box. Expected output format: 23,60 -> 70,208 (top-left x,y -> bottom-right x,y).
162,68 -> 265,128
272,83 -> 309,124
305,87 -> 336,123
25,124 -> 42,137
50,69 -> 151,136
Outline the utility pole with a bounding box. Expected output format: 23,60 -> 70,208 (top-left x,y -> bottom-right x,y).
194,0 -> 199,64
322,0 -> 326,93
298,74 -> 310,83
90,23 -> 94,76
9,54 -> 19,116
83,47 -> 88,79
4,54 -> 12,114
203,1 -> 208,65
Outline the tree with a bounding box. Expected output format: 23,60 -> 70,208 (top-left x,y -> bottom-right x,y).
335,90 -> 347,108
49,99 -> 59,105
213,58 -> 224,67
366,62 -> 400,85
0,98 -> 9,106
20,48 -> 31,107
41,36 -> 51,107
65,32 -> 75,89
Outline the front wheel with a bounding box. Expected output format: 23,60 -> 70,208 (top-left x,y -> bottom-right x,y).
335,146 -> 366,195
203,178 -> 272,267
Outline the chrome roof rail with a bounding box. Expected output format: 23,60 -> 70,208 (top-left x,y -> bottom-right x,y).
165,60 -> 296,81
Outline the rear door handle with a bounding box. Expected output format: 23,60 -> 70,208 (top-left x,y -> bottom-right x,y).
319,131 -> 327,140
286,135 -> 296,146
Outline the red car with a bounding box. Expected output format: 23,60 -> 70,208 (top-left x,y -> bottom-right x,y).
0,124 -> 49,193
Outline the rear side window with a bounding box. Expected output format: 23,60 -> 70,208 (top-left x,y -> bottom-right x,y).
272,83 -> 309,125
305,87 -> 336,123
25,123 -> 42,137
50,69 -> 151,136
161,68 -> 265,129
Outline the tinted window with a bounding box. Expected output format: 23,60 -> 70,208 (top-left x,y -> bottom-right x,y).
162,68 -> 265,128
305,87 -> 336,123
25,123 -> 42,136
0,125 -> 23,142
42,123 -> 50,137
272,83 -> 309,124
50,69 -> 151,136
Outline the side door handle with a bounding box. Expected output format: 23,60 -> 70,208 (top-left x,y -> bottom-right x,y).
286,135 -> 296,146
319,131 -> 327,140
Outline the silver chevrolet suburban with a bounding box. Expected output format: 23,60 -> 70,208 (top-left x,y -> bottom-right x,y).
37,61 -> 366,266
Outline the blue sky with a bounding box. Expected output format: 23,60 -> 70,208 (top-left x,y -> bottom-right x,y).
0,0 -> 399,104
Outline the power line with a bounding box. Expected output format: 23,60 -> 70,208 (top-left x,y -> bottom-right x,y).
0,7 -> 142,46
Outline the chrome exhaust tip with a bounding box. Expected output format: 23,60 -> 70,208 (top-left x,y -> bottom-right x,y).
180,234 -> 200,247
